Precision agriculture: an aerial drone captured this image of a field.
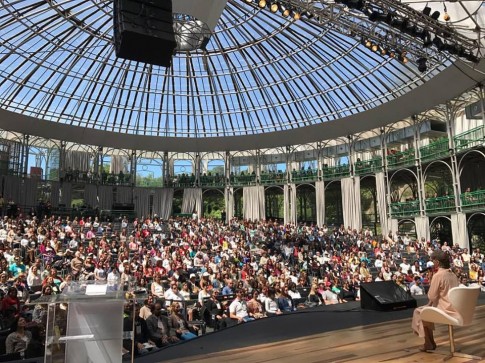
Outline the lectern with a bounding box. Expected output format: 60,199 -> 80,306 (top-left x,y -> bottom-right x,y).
39,282 -> 126,363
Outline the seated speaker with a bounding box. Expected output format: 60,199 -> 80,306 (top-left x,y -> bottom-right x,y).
114,0 -> 176,67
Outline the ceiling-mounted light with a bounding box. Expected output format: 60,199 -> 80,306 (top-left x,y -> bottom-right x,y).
443,3 -> 450,21
293,11 -> 301,20
270,2 -> 279,12
281,6 -> 291,17
371,43 -> 379,52
245,0 -> 253,3
431,11 -> 440,20
422,6 -> 431,16
417,57 -> 427,72
258,0 -> 266,8
365,40 -> 372,48
381,47 -> 387,56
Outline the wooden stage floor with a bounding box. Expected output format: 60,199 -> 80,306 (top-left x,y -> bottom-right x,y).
163,305 -> 485,363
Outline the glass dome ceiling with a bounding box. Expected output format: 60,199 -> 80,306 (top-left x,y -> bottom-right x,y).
0,0 -> 483,151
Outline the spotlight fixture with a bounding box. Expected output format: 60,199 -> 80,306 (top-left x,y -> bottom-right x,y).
443,4 -> 450,21
431,11 -> 440,20
432,36 -> 445,51
245,0 -> 252,3
381,47 -> 388,56
371,43 -> 379,52
417,57 -> 427,72
293,11 -> 301,20
258,0 -> 266,8
270,1 -> 278,12
422,6 -> 431,16
365,39 -> 372,48
281,5 -> 291,17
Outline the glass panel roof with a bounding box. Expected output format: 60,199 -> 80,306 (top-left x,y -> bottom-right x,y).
0,0 -> 466,140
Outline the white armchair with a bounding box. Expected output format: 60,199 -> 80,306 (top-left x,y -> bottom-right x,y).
420,285 -> 481,361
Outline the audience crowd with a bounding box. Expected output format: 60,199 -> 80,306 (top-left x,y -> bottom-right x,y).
0,210 -> 484,358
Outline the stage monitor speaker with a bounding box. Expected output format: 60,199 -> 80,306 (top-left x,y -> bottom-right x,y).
114,0 -> 176,67
360,281 -> 417,311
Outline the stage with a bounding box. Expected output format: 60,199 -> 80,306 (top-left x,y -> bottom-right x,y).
136,294 -> 485,363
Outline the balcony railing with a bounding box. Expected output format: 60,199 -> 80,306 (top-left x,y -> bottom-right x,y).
390,200 -> 420,217
420,138 -> 450,163
454,125 -> 485,153
461,189 -> 485,210
354,157 -> 382,175
260,172 -> 287,185
322,165 -> 350,180
387,149 -> 415,169
291,169 -> 319,182
199,174 -> 225,187
230,174 -> 257,186
425,195 -> 456,214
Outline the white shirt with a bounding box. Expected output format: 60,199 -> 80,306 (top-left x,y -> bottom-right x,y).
229,298 -> 249,319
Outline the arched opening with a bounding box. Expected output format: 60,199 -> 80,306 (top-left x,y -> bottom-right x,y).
172,189 -> 184,215
430,216 -> 452,245
361,176 -> 378,235
202,189 -> 224,219
234,188 -> 243,219
265,186 -> 284,221
325,181 -> 343,226
296,184 -> 316,224
467,213 -> 485,251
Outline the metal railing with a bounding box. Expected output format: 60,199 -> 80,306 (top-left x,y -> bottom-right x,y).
461,189 -> 485,210
454,125 -> 485,153
389,200 -> 420,217
424,195 -> 456,214
387,149 -> 415,169
354,157 -> 382,175
419,138 -> 449,163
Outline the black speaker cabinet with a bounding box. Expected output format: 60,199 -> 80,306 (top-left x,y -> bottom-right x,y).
360,281 -> 417,311
114,0 -> 176,67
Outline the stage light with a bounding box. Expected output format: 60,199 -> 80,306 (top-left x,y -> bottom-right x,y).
371,43 -> 379,52
293,11 -> 301,20
258,0 -> 266,8
422,6 -> 431,16
381,47 -> 388,56
270,2 -> 278,12
432,36 -> 445,51
431,11 -> 440,20
245,0 -> 253,3
281,5 -> 291,17
443,12 -> 450,21
417,57 -> 427,72
365,40 -> 372,48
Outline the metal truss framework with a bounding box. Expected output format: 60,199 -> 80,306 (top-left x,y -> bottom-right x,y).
263,0 -> 482,66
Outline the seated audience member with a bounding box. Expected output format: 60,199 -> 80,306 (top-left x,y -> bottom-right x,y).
410,276 -> 425,295
306,284 -> 323,306
277,286 -> 296,312
168,302 -> 198,340
145,303 -> 179,347
151,275 -> 165,300
229,289 -> 255,323
203,290 -> 231,330
2,287 -> 21,323
265,288 -> 283,316
246,290 -> 265,319
6,317 -> 32,355
222,279 -> 234,296
339,282 -> 356,302
123,303 -> 154,357
139,296 -> 154,320
321,285 -> 339,304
